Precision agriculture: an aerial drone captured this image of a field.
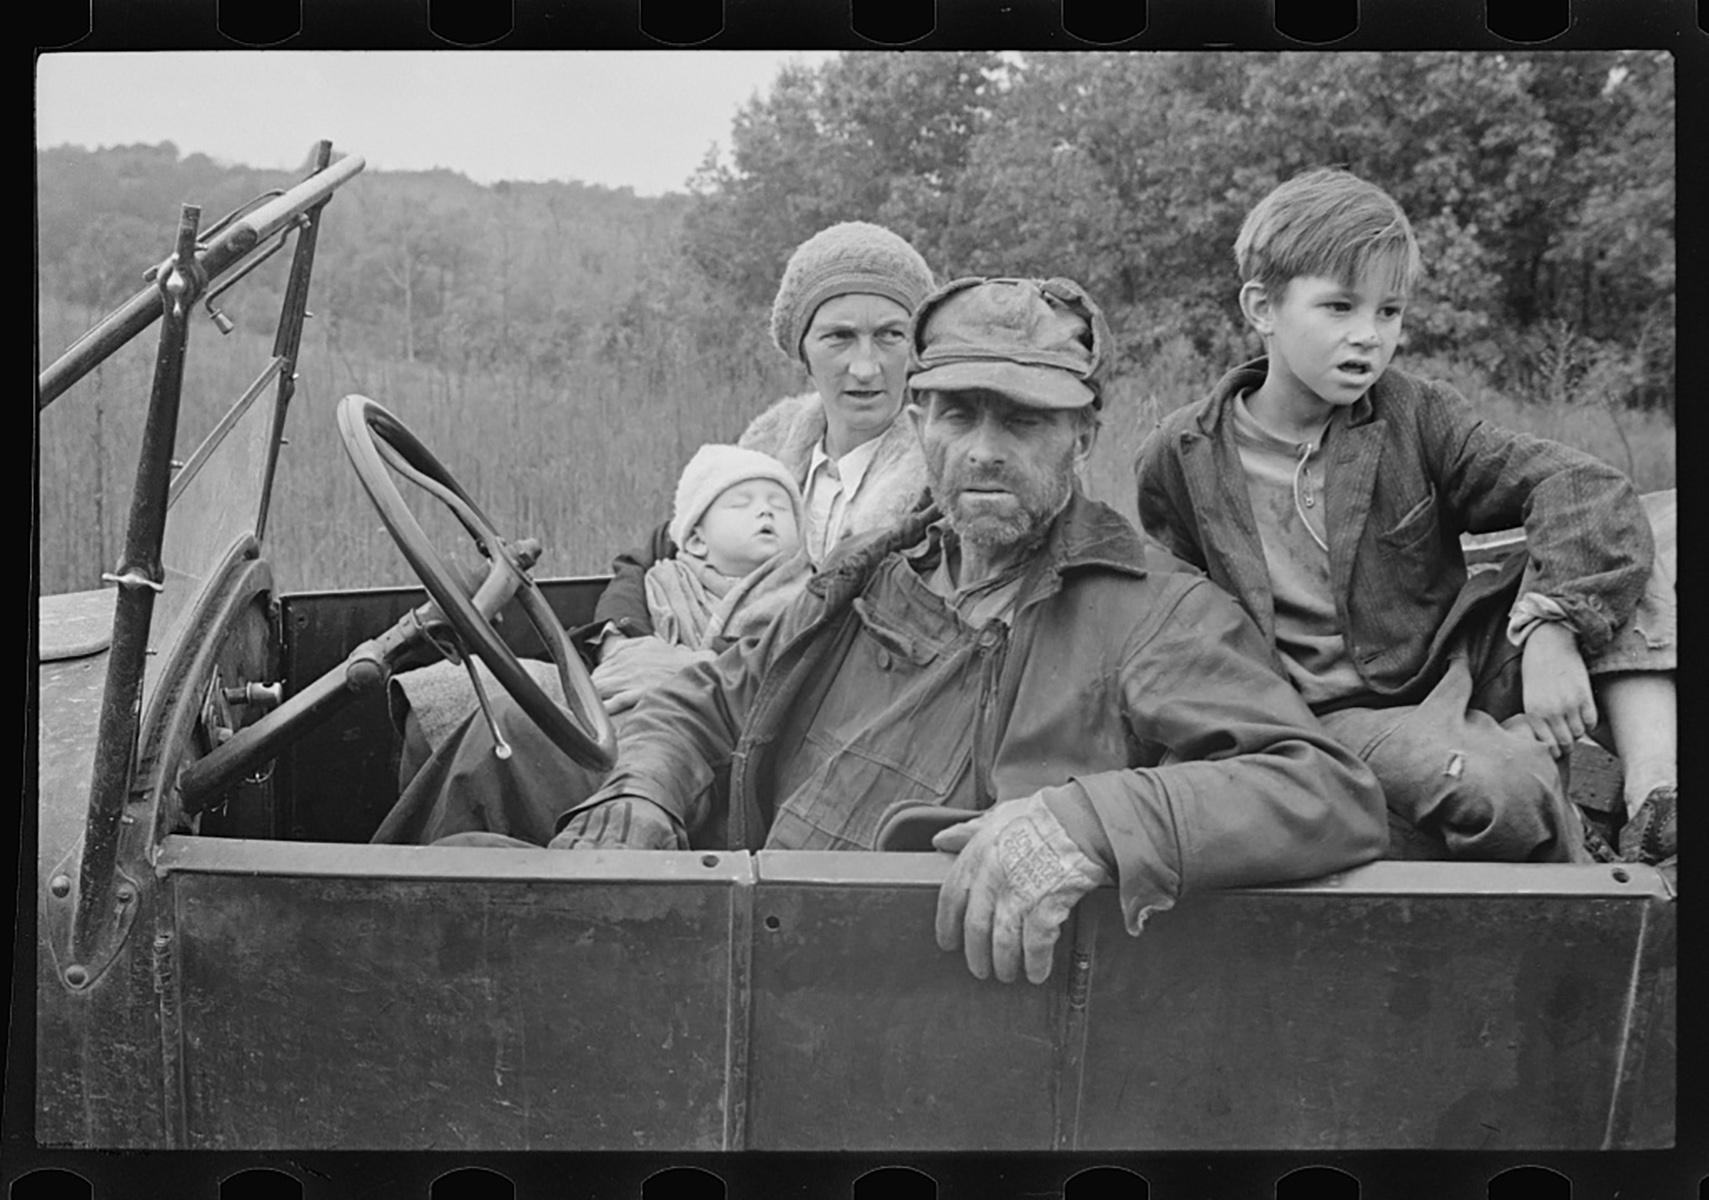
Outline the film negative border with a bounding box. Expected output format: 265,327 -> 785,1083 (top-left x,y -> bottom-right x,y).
16,0 -> 1707,1198
28,0 -> 1709,50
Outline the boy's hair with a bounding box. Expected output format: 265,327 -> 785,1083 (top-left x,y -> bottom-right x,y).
1234,167 -> 1423,300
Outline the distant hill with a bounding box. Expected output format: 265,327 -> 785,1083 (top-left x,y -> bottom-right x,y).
36,142 -> 703,379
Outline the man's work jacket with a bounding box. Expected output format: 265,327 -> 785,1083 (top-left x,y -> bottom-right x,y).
566,491 -> 1386,935
1135,360 -> 1655,709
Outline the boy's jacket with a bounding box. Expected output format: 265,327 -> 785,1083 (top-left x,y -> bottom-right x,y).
1135,358 -> 1654,708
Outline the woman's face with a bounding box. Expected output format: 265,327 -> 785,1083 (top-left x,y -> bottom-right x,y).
799,293 -> 912,453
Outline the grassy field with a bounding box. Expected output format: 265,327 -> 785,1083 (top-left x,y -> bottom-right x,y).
37,297 -> 1675,598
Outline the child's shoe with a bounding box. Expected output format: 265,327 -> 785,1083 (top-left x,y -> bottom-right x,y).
1618,784 -> 1677,865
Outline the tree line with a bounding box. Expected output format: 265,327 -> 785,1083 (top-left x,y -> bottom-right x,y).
685,50 -> 1674,415
40,51 -> 1673,417
37,142 -> 728,386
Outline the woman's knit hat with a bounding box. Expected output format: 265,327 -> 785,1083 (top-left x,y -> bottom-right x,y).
769,221 -> 935,362
670,444 -> 804,549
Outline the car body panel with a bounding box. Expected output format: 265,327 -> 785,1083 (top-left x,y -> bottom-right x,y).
40,838 -> 1669,1151
1072,870 -> 1674,1150
745,853 -> 1066,1150
747,855 -> 1674,1151
158,842 -> 749,1150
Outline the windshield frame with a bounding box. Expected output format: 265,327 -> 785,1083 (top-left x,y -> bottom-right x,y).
37,141 -> 365,970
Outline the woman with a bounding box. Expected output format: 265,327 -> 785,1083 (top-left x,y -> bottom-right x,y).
586,220 -> 937,712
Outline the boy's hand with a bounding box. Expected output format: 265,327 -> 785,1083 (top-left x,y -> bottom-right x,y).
1517,621 -> 1597,759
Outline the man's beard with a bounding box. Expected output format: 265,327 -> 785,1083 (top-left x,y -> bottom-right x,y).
930,447 -> 1076,552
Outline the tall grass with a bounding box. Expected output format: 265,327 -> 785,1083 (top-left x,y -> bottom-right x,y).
37,295 -> 800,594
37,298 -> 1674,599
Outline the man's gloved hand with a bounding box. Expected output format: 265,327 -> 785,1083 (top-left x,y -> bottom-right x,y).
548,797 -> 686,850
932,793 -> 1112,985
592,636 -> 716,718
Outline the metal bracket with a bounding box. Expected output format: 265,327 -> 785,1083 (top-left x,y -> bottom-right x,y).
43,840 -> 142,992
102,570 -> 165,593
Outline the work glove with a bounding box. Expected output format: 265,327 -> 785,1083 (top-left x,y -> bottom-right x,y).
932,792 -> 1111,985
549,797 -> 686,850
592,635 -> 716,718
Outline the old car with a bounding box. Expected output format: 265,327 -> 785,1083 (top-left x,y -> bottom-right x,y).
32,147 -> 1675,1153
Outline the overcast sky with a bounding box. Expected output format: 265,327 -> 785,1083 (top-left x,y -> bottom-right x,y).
35,51 -> 836,195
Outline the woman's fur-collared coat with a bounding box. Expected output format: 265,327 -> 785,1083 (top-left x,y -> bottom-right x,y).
737,391 -> 929,549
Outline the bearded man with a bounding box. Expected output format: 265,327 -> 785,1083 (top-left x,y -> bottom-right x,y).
555,276 -> 1387,985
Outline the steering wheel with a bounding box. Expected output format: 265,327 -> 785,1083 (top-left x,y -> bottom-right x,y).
335,394 -> 618,772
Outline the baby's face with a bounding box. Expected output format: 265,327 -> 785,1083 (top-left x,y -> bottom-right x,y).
692,478 -> 800,577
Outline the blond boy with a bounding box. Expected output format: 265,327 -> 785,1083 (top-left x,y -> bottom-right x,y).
1136,167 -> 1676,864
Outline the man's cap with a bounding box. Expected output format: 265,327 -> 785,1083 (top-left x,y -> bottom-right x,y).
906,276 -> 1112,410
670,444 -> 803,549
770,222 -> 936,362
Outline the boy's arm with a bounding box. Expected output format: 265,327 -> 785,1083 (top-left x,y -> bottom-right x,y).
1419,381 -> 1653,657
1134,426 -> 1210,571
